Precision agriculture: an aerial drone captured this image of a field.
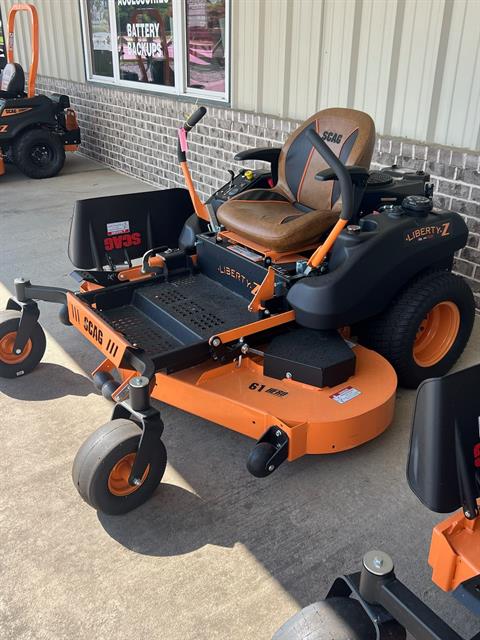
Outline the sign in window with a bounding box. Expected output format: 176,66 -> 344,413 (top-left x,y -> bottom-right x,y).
117,0 -> 174,86
81,0 -> 229,101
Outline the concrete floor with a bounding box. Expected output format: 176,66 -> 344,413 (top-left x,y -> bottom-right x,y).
0,155 -> 479,640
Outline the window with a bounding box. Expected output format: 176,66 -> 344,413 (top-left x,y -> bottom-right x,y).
81,0 -> 229,101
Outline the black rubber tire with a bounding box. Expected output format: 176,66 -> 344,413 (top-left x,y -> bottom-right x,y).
92,371 -> 113,391
72,418 -> 167,515
247,442 -> 278,478
101,379 -> 120,401
13,128 -> 65,179
0,310 -> 46,378
358,270 -> 475,388
272,598 -> 378,640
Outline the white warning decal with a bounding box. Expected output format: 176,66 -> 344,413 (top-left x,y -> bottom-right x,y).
330,386 -> 361,404
107,220 -> 130,236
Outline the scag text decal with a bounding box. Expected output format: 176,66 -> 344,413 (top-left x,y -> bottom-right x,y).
83,317 -> 103,345
249,382 -> 288,398
104,232 -> 142,251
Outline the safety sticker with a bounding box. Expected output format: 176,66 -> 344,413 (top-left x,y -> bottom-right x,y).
330,386 -> 361,404
107,220 -> 130,236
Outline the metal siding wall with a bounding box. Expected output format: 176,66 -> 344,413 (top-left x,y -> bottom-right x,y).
0,0 -> 85,83
1,0 -> 478,149
233,0 -> 480,150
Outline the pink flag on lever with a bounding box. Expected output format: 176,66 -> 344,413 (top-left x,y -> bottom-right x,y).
178,128 -> 188,153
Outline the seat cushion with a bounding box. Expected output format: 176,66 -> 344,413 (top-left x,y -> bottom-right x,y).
217,188 -> 338,251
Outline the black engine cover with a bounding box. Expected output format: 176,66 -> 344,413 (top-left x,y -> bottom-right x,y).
287,207 -> 468,330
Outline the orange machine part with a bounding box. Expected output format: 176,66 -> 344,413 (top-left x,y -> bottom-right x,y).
307,218 -> 348,269
140,345 -> 397,460
66,292 -> 131,368
413,301 -> 460,367
249,266 -> 276,312
180,160 -> 210,222
428,508 -> 480,592
0,331 -> 32,363
108,454 -> 150,496
8,4 -> 39,98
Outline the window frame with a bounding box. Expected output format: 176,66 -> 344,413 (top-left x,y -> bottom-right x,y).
80,0 -> 230,102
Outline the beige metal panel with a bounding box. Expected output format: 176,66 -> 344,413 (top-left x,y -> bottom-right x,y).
232,0 -> 480,149
316,0 -> 356,110
0,0 -> 85,82
231,0 -> 263,112
352,0 -> 398,133
434,0 -> 480,149
259,0 -> 290,116
389,0 -> 445,142
286,0 -> 324,118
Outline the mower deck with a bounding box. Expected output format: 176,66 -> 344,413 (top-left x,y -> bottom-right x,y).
73,267 -> 398,459
153,347 -> 397,459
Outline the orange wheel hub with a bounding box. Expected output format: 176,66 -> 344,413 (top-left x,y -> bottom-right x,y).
413,301 -> 460,367
107,453 -> 150,497
0,331 -> 32,364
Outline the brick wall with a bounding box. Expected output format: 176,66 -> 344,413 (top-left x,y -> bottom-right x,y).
37,77 -> 480,310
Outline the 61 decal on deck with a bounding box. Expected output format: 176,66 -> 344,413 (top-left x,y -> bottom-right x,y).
67,292 -> 130,367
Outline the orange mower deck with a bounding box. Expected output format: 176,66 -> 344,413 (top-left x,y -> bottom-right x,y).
117,346 -> 397,459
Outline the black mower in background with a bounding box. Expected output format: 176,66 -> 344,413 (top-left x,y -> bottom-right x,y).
0,3 -> 80,179
274,363 -> 480,640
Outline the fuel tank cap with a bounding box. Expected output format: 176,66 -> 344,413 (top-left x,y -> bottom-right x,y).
402,195 -> 433,215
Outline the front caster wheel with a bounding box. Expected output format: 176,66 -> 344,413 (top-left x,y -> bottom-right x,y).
247,442 -> 278,478
72,418 -> 167,515
0,310 -> 46,378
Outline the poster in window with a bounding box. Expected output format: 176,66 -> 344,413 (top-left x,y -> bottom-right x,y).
116,0 -> 174,86
87,0 -> 114,76
186,0 -> 225,93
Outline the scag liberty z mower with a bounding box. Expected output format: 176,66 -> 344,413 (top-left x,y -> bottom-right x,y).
0,4 -> 80,179
274,363 -> 480,640
0,106 -> 475,515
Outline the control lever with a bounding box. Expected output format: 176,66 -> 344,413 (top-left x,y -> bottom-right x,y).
227,169 -> 235,186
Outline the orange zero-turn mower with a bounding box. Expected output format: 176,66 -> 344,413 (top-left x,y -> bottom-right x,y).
274,363 -> 480,640
0,3 -> 80,179
0,106 -> 475,515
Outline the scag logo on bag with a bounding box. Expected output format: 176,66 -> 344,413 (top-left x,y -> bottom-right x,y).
104,233 -> 142,251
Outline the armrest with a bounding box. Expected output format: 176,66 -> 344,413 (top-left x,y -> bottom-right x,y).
234,147 -> 281,164
315,166 -> 370,184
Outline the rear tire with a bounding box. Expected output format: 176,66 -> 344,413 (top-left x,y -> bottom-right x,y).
358,271 -> 474,388
72,419 -> 167,515
0,310 -> 46,378
13,128 -> 65,179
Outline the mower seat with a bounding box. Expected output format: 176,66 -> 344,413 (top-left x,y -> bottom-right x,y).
217,108 -> 375,252
0,62 -> 26,99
